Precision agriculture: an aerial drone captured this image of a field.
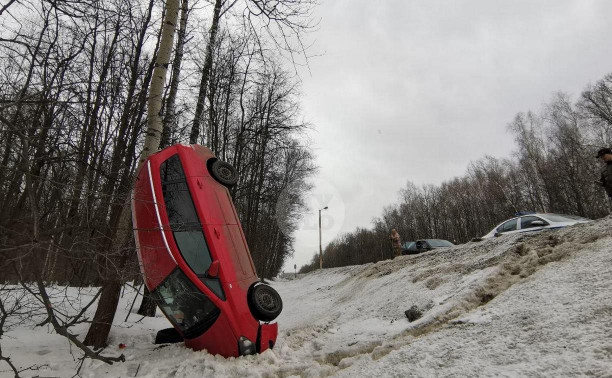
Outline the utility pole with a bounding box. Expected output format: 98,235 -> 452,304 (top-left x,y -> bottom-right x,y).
319,206 -> 328,269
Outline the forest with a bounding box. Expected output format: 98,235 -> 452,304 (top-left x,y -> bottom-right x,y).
0,0 -> 317,368
300,74 -> 612,273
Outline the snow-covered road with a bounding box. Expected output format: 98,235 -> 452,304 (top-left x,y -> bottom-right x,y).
3,217 -> 611,377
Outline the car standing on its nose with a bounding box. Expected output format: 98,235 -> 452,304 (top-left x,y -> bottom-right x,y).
131,144 -> 282,357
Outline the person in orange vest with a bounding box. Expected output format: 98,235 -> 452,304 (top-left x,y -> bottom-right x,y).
390,229 -> 401,258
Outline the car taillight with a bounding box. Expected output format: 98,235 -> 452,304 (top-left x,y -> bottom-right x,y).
238,336 -> 256,356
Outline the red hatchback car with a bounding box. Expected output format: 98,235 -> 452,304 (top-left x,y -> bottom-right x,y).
131,144 -> 282,357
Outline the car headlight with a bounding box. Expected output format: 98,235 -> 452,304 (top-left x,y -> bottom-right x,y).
238,336 -> 256,356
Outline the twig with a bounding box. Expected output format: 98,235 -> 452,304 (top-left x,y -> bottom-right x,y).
124,284 -> 143,322
35,280 -> 125,365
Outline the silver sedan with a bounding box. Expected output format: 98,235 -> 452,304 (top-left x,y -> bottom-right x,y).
481,213 -> 591,239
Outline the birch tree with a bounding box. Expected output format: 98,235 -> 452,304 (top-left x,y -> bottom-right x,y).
83,0 -> 181,348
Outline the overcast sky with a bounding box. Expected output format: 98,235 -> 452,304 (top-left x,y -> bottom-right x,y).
282,0 -> 612,272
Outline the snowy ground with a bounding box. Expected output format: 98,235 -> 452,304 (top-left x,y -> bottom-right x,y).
2,217 -> 612,377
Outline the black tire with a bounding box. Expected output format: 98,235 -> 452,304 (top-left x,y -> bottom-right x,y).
248,284 -> 283,322
209,159 -> 238,187
154,327 -> 184,344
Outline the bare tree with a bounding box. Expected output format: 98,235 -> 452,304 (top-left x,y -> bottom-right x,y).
190,0 -> 318,144
191,0 -> 224,144
83,0 -> 182,348
160,0 -> 191,149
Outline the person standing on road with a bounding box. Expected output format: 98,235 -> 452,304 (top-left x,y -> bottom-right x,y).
596,148 -> 612,199
390,229 -> 402,258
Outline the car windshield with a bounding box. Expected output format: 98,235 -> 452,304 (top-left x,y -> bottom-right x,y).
426,239 -> 454,247
540,213 -> 589,222
151,268 -> 220,339
402,241 -> 415,250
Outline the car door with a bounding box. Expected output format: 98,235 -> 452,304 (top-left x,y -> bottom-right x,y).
518,215 -> 549,233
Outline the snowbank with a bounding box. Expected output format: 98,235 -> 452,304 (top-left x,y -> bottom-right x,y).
2,217 -> 611,377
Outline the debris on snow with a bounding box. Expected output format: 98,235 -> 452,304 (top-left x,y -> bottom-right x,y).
404,305 -> 423,322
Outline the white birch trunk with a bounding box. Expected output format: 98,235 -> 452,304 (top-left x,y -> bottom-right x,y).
142,0 -> 181,165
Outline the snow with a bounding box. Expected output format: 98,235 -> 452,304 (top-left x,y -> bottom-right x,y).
2,217 -> 611,377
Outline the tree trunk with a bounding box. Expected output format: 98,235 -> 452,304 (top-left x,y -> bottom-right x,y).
82,280 -> 122,347
83,0 -> 180,348
141,0 -> 180,163
160,0 -> 189,149
189,0 -> 222,144
137,287 -> 157,316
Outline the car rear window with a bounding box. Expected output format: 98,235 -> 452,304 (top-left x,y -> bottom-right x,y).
151,268 -> 220,339
160,154 -> 225,300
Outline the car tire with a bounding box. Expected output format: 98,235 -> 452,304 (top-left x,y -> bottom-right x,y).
154,327 -> 184,344
248,284 -> 283,322
209,159 -> 238,187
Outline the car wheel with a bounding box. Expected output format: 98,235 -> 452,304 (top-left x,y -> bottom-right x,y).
154,327 -> 184,344
248,284 -> 283,322
209,159 -> 238,187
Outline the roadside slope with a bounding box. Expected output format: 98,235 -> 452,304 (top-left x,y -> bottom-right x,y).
4,217 -> 610,377
271,216 -> 612,376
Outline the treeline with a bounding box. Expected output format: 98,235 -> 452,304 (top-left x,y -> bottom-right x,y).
301,74 -> 612,273
0,0 -> 315,284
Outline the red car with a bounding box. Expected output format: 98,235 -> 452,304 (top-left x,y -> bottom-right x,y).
131,144 -> 282,357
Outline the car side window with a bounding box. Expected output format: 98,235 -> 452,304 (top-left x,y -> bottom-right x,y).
160,154 -> 225,300
497,218 -> 518,233
173,231 -> 212,275
161,155 -> 200,231
520,216 -> 549,229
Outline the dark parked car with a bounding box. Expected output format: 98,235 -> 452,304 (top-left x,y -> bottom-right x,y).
132,144 -> 281,357
402,239 -> 454,255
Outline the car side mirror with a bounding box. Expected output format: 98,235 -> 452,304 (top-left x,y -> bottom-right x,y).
494,232 -> 501,237
207,260 -> 220,278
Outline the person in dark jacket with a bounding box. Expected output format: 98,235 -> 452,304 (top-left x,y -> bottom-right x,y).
596,147 -> 612,198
